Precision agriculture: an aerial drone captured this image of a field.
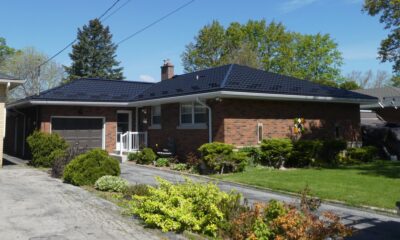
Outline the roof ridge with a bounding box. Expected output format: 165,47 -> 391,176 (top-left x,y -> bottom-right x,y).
220,64 -> 234,88
78,78 -> 155,84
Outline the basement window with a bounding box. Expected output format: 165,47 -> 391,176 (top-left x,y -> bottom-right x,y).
257,123 -> 263,143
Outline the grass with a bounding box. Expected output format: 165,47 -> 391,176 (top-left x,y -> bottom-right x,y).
213,161 -> 400,210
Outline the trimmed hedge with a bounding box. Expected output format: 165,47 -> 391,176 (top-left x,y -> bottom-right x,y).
198,142 -> 248,174
288,140 -> 322,167
260,139 -> 293,168
63,149 -> 120,186
26,131 -> 69,167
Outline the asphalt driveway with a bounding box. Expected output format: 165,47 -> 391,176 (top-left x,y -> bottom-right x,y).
121,163 -> 400,240
0,165 -> 162,240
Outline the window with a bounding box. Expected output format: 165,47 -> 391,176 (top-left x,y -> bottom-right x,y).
180,102 -> 207,125
257,123 -> 263,143
151,105 -> 161,126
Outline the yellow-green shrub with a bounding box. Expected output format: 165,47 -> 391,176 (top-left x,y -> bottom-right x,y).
129,177 -> 241,237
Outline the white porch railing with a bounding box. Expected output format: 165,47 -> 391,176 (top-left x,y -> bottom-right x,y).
119,131 -> 147,155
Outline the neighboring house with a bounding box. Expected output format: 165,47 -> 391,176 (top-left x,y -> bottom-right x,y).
354,87 -> 400,125
5,62 -> 376,160
0,73 -> 24,167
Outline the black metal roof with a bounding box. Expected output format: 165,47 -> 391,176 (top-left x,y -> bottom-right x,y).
29,78 -> 154,102
135,64 -> 376,101
11,64 -> 376,106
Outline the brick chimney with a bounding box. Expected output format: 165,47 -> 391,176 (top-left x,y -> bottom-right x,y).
161,59 -> 174,80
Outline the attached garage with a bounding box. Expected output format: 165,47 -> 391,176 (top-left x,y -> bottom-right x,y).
51,117 -> 105,150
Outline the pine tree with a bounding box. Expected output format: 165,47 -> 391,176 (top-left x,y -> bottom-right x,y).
64,19 -> 124,81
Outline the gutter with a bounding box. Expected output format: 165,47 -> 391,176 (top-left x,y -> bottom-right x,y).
7,90 -> 378,109
196,97 -> 212,143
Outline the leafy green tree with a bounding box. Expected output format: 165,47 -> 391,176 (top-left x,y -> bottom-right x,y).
0,37 -> 16,66
182,20 -> 342,86
65,19 -> 123,81
181,21 -> 226,72
0,47 -> 64,100
363,0 -> 400,74
339,80 -> 360,90
390,74 -> 400,87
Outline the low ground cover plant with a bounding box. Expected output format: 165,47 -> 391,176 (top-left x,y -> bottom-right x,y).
26,131 -> 68,167
63,148 -> 120,186
171,163 -> 188,171
95,175 -> 129,192
155,158 -> 170,167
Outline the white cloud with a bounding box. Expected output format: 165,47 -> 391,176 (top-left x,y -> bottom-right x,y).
280,0 -> 319,13
139,74 -> 157,82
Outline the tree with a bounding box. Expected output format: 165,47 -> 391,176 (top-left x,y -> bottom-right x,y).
339,80 -> 360,90
182,20 -> 343,86
345,70 -> 391,89
363,0 -> 400,74
0,47 -> 64,100
64,18 -> 123,81
390,74 -> 400,87
0,37 -> 16,66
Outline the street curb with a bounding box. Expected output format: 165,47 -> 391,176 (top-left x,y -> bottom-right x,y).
125,162 -> 399,217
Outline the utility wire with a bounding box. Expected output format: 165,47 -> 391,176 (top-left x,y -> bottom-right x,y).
37,0 -> 121,69
117,0 -> 195,45
102,0 -> 132,22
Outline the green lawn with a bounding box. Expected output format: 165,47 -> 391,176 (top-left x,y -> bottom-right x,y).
213,161 -> 400,210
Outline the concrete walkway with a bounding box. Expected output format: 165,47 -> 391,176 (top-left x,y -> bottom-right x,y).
121,163 -> 400,240
0,165 -> 165,240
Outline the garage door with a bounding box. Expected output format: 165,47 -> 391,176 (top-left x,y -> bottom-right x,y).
51,117 -> 104,150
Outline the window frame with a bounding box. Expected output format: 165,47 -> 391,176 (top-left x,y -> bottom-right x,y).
151,105 -> 162,128
179,102 -> 207,127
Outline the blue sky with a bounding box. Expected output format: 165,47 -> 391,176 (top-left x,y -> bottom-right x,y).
0,0 -> 393,82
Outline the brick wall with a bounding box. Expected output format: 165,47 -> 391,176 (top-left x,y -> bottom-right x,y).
139,103 -> 217,157
40,106 -> 135,153
213,98 -> 361,147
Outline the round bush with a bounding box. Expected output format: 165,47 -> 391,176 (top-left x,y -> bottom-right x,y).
94,175 -> 129,192
63,149 -> 120,186
26,131 -> 69,167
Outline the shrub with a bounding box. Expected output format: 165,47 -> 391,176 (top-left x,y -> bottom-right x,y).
123,184 -> 150,199
26,131 -> 69,167
127,152 -> 140,161
198,142 -> 248,174
344,146 -> 378,164
185,151 -> 200,167
63,149 -> 120,186
287,140 -> 322,167
51,145 -> 87,178
136,148 -> 157,165
155,158 -> 170,167
94,175 -> 129,192
260,139 -> 293,168
318,139 -> 347,165
239,147 -> 262,166
171,163 -> 188,171
130,177 -> 242,237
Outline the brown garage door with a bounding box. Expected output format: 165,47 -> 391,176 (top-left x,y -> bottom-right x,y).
51,117 -> 103,150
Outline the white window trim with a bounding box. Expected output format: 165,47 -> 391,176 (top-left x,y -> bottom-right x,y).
257,122 -> 263,143
50,116 -> 106,150
150,105 -> 161,129
178,102 -> 207,128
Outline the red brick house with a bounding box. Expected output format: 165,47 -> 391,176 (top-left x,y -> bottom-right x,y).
5,62 -> 377,160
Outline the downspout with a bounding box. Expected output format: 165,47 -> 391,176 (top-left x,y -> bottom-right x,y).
196,97 -> 212,143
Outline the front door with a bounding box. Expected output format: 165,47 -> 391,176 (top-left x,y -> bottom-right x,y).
116,111 -> 131,150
